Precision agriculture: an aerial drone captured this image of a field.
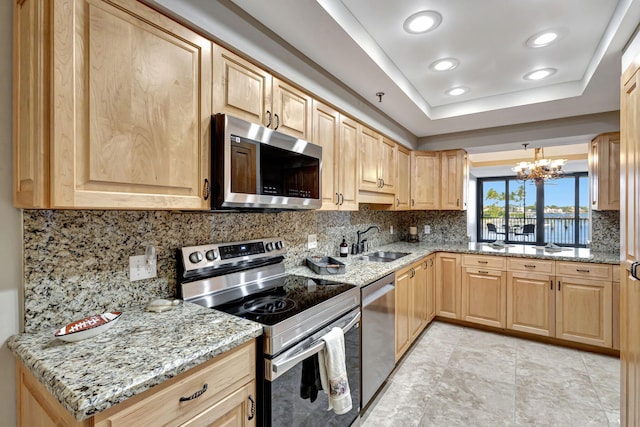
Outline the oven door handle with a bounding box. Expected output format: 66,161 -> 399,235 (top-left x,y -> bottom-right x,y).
267,310 -> 360,381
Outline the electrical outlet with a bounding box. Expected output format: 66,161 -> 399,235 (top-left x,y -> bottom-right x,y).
129,254 -> 157,281
390,225 -> 394,234
308,234 -> 317,249
424,225 -> 431,234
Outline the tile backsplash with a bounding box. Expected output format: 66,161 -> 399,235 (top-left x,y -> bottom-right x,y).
21,206 -> 621,332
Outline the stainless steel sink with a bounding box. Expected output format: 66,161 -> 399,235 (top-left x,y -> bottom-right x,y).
359,251 -> 410,262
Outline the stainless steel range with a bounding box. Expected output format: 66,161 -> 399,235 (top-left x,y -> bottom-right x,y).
177,237 -> 361,427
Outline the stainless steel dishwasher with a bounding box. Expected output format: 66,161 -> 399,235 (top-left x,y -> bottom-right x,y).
361,272 -> 396,409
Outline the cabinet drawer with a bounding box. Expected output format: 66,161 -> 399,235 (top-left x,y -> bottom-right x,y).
507,258 -> 554,274
555,262 -> 612,281
463,255 -> 506,270
464,267 -> 504,277
95,341 -> 255,426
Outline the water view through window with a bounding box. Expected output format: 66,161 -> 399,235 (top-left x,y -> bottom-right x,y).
478,174 -> 588,247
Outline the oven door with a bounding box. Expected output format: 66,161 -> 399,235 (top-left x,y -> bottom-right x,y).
263,308 -> 361,427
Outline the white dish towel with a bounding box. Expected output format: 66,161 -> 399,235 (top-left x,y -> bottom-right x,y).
318,327 -> 352,415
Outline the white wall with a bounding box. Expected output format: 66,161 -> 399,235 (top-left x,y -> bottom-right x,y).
0,1 -> 22,426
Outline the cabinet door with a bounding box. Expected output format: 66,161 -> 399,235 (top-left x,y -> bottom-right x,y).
556,276 -> 612,347
435,253 -> 461,319
359,126 -> 381,192
395,266 -> 411,361
181,381 -> 256,427
51,0 -> 211,209
395,146 -> 411,210
426,256 -> 436,323
13,0 -> 50,208
337,115 -> 359,210
312,101 -> 339,209
213,44 -> 272,127
506,271 -> 555,337
379,137 -> 397,194
410,260 -> 428,340
461,268 -> 506,328
411,151 -> 439,210
272,78 -> 312,140
590,132 -> 620,211
440,150 -> 467,210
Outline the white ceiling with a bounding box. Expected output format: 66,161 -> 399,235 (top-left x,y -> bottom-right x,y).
228,0 -> 640,138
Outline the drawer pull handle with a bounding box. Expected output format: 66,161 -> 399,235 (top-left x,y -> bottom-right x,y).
550,280 -> 553,290
558,281 -> 562,291
478,270 -> 489,274
478,260 -> 489,264
524,264 -> 536,268
179,383 -> 208,402
576,269 -> 590,273
248,394 -> 256,420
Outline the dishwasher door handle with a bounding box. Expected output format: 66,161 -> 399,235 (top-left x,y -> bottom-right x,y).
362,284 -> 395,308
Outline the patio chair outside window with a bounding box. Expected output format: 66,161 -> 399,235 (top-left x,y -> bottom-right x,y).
515,224 -> 535,239
487,223 -> 505,239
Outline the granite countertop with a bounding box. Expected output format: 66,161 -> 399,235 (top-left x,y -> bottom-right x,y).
288,242 -> 620,287
8,302 -> 262,421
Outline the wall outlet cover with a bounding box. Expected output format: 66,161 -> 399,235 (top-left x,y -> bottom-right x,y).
130,254 -> 157,281
424,225 -> 431,234
308,234 -> 318,249
390,226 -> 394,234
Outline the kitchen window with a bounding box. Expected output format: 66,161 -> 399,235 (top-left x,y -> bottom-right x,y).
477,173 -> 588,247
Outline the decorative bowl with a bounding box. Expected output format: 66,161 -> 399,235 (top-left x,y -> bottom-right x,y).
54,312 -> 122,342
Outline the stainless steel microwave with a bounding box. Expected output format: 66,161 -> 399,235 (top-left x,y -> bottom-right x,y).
211,114 -> 322,210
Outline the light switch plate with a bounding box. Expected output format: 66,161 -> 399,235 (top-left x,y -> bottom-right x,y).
130,254 -> 157,281
390,225 -> 394,234
424,225 -> 431,234
308,234 -> 317,249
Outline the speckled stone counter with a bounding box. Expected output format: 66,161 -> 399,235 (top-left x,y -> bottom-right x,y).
289,242 -> 620,287
8,302 -> 262,421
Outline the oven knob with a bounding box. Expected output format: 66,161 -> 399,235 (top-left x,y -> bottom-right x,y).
266,242 -> 274,251
188,251 -> 203,264
205,249 -> 218,261
275,241 -> 284,250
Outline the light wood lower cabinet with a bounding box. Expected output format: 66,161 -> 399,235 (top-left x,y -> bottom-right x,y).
17,341 -> 257,427
426,255 -> 436,323
555,275 -> 612,348
395,257 -> 431,361
462,267 -> 507,328
506,271 -> 555,337
435,253 -> 461,319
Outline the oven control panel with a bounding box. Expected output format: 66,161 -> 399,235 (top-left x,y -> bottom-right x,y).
180,237 -> 286,271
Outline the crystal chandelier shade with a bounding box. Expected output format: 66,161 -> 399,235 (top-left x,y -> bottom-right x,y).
512,146 -> 567,182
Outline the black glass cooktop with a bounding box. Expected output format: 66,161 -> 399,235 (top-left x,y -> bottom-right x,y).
214,275 -> 355,326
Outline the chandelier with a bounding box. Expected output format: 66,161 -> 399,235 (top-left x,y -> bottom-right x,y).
512,144 -> 567,182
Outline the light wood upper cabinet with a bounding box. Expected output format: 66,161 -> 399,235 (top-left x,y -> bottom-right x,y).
213,44 -> 272,128
312,102 -> 358,210
589,132 -> 620,211
440,149 -> 468,210
271,77 -> 313,140
435,253 -> 461,319
395,145 -> 411,210
358,127 -> 396,203
213,46 -> 312,140
411,151 -> 439,210
14,0 -> 211,210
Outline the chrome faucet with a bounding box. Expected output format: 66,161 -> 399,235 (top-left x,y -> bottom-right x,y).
356,225 -> 381,254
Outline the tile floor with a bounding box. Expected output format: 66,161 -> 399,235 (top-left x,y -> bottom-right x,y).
361,322 -> 620,427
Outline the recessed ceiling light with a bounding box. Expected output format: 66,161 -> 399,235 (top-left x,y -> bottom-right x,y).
526,30 -> 560,48
446,86 -> 469,96
403,11 -> 442,34
523,68 -> 557,81
430,58 -> 459,71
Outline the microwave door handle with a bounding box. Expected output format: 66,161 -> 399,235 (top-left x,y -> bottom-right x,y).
269,311 -> 361,380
